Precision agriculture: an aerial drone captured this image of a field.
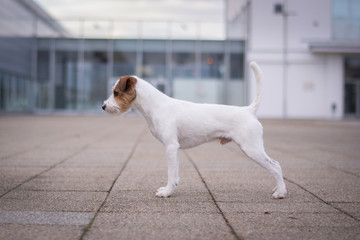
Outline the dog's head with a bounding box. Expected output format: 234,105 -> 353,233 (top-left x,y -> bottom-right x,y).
102,76 -> 137,114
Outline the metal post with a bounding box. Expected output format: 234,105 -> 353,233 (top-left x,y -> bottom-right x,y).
107,39 -> 114,83
244,1 -> 251,106
223,40 -> 230,105
136,39 -> 143,77
30,17 -> 38,112
282,0 -> 288,119
195,40 -> 201,80
166,39 -> 172,96
49,38 -> 56,111
77,20 -> 85,110
11,76 -> 16,110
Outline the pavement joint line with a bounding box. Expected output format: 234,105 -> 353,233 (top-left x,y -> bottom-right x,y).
0,210 -> 94,226
0,130 -> 97,161
184,150 -> 243,240
0,145 -> 90,199
271,146 -> 360,178
19,189 -> 108,193
0,127 -> 120,199
316,144 -> 360,161
224,141 -> 360,178
79,127 -> 147,240
223,144 -> 360,223
284,177 -> 360,223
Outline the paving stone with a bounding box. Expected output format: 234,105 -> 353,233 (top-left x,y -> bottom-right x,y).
226,212 -> 360,239
285,169 -> 360,202
0,210 -> 94,226
217,201 -> 337,214
0,224 -> 84,240
61,149 -> 129,168
18,167 -> 120,191
86,212 -> 235,240
1,116 -> 360,240
198,171 -> 318,202
0,190 -> 107,212
236,226 -> 360,240
331,202 -> 360,220
0,149 -> 74,167
0,167 -> 48,196
101,190 -> 215,213
113,170 -> 207,192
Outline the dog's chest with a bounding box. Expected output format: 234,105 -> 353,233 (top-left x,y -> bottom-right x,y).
143,116 -> 166,143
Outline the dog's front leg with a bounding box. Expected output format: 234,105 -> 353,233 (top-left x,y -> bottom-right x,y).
156,144 -> 179,198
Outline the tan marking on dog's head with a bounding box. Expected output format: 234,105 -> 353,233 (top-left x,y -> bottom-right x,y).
112,76 -> 137,113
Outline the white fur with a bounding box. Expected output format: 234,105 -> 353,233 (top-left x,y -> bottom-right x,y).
103,62 -> 287,199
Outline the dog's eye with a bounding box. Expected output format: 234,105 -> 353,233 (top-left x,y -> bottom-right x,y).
113,91 -> 119,97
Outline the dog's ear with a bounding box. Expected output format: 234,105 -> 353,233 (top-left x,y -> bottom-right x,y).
118,76 -> 137,92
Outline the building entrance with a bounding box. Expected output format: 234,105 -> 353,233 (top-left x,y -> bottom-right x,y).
344,58 -> 360,118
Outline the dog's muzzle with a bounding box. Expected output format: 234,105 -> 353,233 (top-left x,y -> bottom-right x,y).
102,104 -> 106,110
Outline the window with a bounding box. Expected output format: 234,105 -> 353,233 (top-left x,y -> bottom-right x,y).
230,53 -> 244,79
172,52 -> 196,78
83,51 -> 108,109
55,51 -> 78,109
114,52 -> 136,76
332,0 -> 360,41
201,53 -> 224,79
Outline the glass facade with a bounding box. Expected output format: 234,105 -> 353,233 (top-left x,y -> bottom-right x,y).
0,72 -> 31,111
332,0 -> 360,41
55,51 -> 77,109
36,44 -> 51,110
0,39 -> 245,112
143,40 -> 167,79
113,40 -> 137,76
344,58 -> 360,117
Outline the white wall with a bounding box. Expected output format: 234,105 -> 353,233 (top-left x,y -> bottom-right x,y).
247,0 -> 343,119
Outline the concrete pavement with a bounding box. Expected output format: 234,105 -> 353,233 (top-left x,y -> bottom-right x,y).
0,115 -> 359,240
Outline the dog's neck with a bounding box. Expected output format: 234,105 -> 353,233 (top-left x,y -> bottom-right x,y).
132,79 -> 170,119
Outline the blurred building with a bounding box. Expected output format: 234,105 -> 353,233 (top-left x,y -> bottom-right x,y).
0,0 -> 359,119
227,0 -> 360,119
0,0 -> 67,111
0,0 -> 244,113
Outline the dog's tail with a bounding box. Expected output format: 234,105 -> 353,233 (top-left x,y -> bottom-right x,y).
248,61 -> 263,114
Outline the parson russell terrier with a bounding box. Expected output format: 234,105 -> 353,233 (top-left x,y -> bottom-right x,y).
102,62 -> 287,199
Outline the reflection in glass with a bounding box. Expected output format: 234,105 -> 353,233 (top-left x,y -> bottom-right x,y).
172,52 -> 196,78
201,53 -> 224,79
83,51 -> 107,109
55,51 -> 77,109
37,50 -> 50,109
114,52 -> 136,76
230,53 -> 243,80
143,52 -> 166,78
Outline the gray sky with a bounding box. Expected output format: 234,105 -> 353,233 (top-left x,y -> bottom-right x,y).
34,0 -> 225,39
34,0 -> 224,22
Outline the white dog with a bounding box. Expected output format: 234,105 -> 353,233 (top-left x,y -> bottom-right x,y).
102,62 -> 287,199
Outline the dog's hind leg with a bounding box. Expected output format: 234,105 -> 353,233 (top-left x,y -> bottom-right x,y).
233,127 -> 287,199
242,143 -> 287,198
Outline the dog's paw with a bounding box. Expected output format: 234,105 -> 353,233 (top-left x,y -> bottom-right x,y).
272,187 -> 287,199
156,186 -> 172,198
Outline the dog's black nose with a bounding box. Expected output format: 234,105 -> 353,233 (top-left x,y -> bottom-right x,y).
102,104 -> 106,110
